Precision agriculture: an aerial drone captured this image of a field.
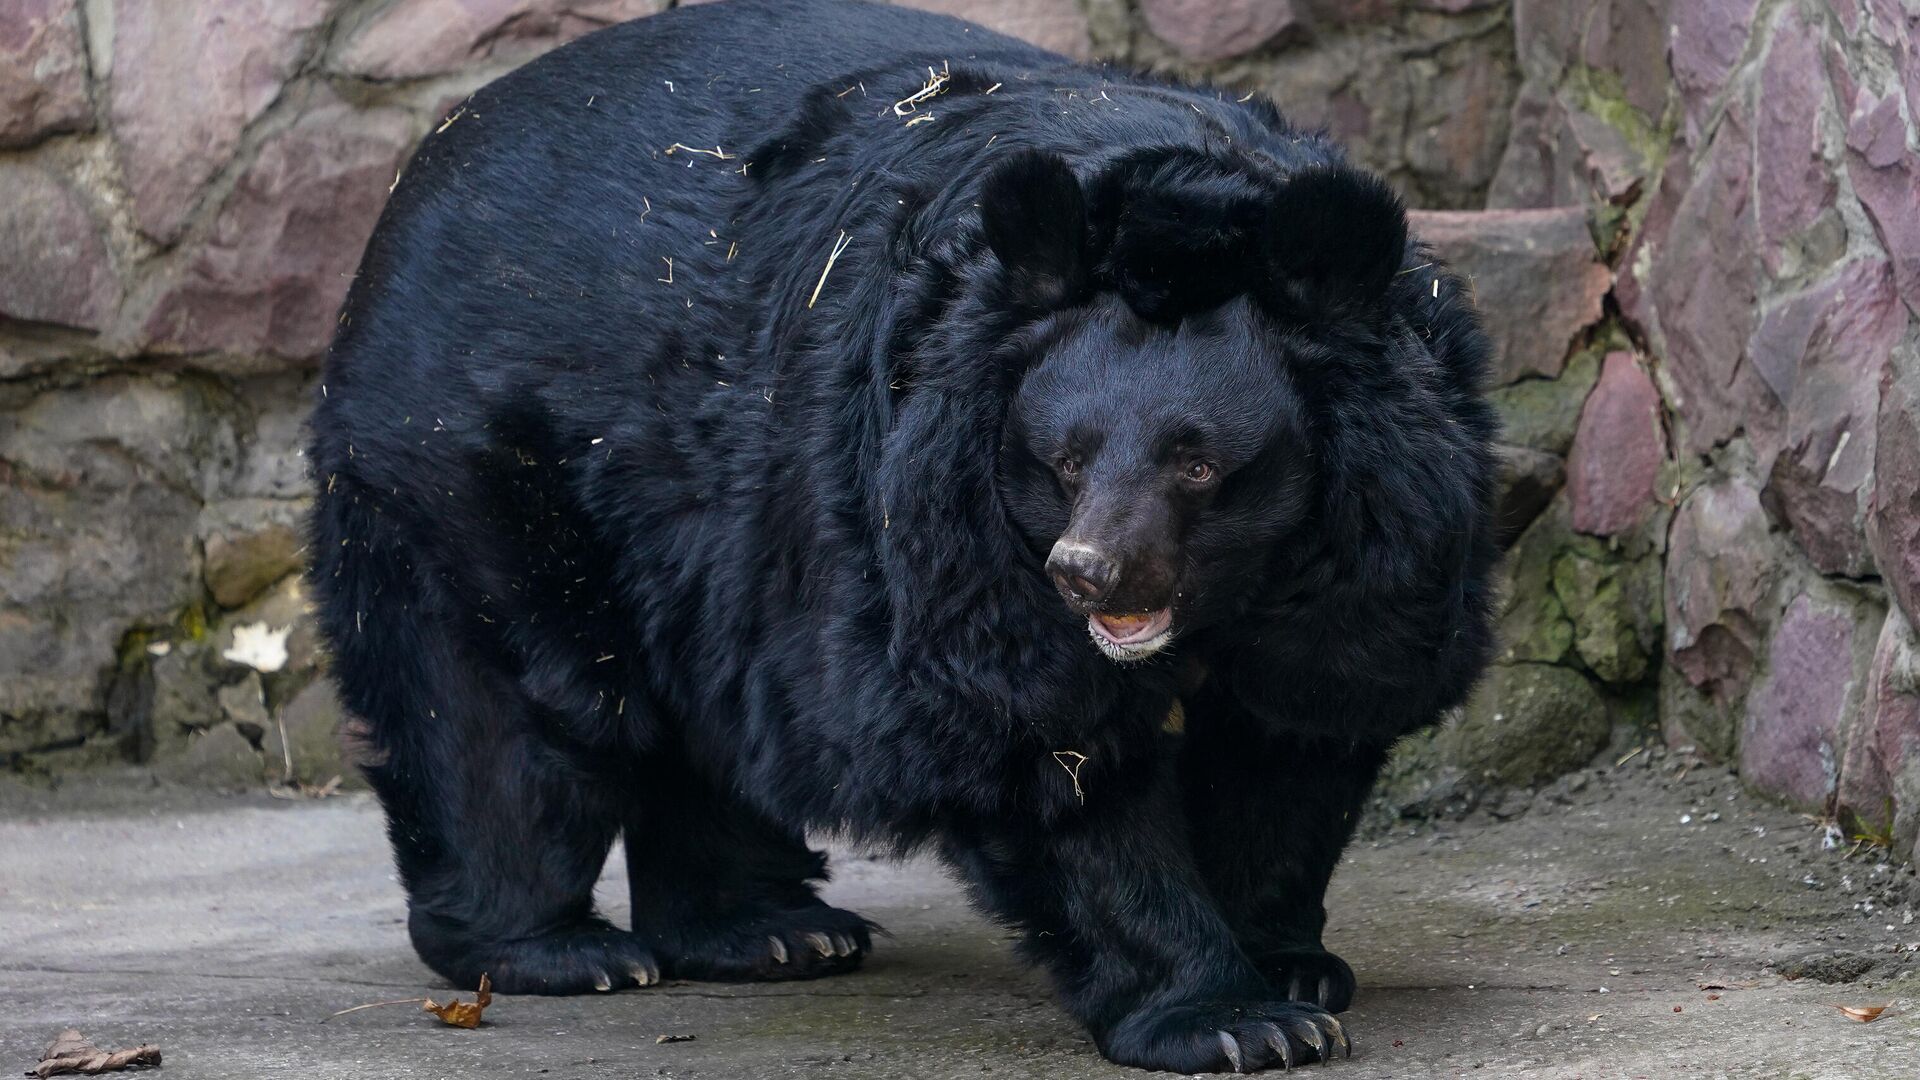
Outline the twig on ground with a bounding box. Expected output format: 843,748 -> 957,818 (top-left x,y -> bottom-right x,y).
323,998 -> 428,1023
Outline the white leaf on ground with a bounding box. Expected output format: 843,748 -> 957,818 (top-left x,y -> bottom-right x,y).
223,622 -> 291,673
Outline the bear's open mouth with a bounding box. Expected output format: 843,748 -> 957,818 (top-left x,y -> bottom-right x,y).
1087,608 -> 1174,661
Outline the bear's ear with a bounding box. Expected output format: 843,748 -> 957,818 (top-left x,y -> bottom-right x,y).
1263,167 -> 1407,315
980,150 -> 1090,310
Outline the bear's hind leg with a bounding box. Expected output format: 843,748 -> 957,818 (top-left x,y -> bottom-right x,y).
394,729 -> 662,996
624,766 -> 874,982
315,490 -> 658,996
374,677 -> 660,995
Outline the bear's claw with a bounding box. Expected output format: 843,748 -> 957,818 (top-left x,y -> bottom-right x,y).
1260,947 -> 1358,1014
660,904 -> 875,983
1103,999 -> 1349,1072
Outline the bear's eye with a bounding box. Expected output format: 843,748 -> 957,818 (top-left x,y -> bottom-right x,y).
1183,460 -> 1217,484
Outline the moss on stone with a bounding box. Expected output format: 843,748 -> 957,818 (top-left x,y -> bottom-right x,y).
1554,550 -> 1643,682
1489,347 -> 1601,456
1498,503 -> 1577,665
1564,65 -> 1665,166
177,602 -> 210,643
1551,544 -> 1664,685
1660,662 -> 1739,762
115,627 -> 154,670
1441,662 -> 1611,786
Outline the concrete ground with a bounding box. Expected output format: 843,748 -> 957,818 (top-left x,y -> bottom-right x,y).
5,753 -> 1920,1079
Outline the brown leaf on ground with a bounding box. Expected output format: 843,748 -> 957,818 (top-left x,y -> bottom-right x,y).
29,1029 -> 161,1077
423,973 -> 493,1028
1826,1003 -> 1889,1023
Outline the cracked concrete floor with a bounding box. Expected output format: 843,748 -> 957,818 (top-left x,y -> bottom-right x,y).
4,757 -> 1920,1079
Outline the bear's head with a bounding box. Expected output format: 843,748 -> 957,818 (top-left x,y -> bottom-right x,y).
982,148 -> 1415,663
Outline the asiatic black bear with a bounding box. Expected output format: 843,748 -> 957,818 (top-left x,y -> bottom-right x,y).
309,0 -> 1499,1070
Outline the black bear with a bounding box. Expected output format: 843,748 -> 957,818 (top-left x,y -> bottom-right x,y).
309,0 -> 1499,1071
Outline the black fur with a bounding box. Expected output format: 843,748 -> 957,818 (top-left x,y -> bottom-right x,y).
308,0 -> 1499,1071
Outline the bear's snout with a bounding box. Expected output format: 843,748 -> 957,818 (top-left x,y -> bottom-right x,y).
1046,535 -> 1178,661
1047,540 -> 1120,607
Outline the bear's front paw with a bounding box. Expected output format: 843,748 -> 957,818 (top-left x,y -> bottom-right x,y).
1100,999 -> 1351,1073
1258,946 -> 1356,1013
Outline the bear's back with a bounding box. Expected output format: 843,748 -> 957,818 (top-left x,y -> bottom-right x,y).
316,0 -> 1071,466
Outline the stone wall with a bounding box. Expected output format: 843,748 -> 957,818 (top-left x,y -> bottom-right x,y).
1,0 -> 1916,854
1,0 -> 697,787
1410,0 -> 1920,855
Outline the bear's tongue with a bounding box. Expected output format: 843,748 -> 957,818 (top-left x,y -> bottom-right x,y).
1090,608 -> 1172,645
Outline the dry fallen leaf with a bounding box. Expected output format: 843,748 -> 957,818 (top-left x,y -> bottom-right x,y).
30,1029 -> 161,1078
655,1034 -> 697,1044
1826,1003 -> 1889,1023
423,974 -> 493,1028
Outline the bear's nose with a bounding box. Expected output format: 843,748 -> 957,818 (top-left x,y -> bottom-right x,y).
1047,541 -> 1120,606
